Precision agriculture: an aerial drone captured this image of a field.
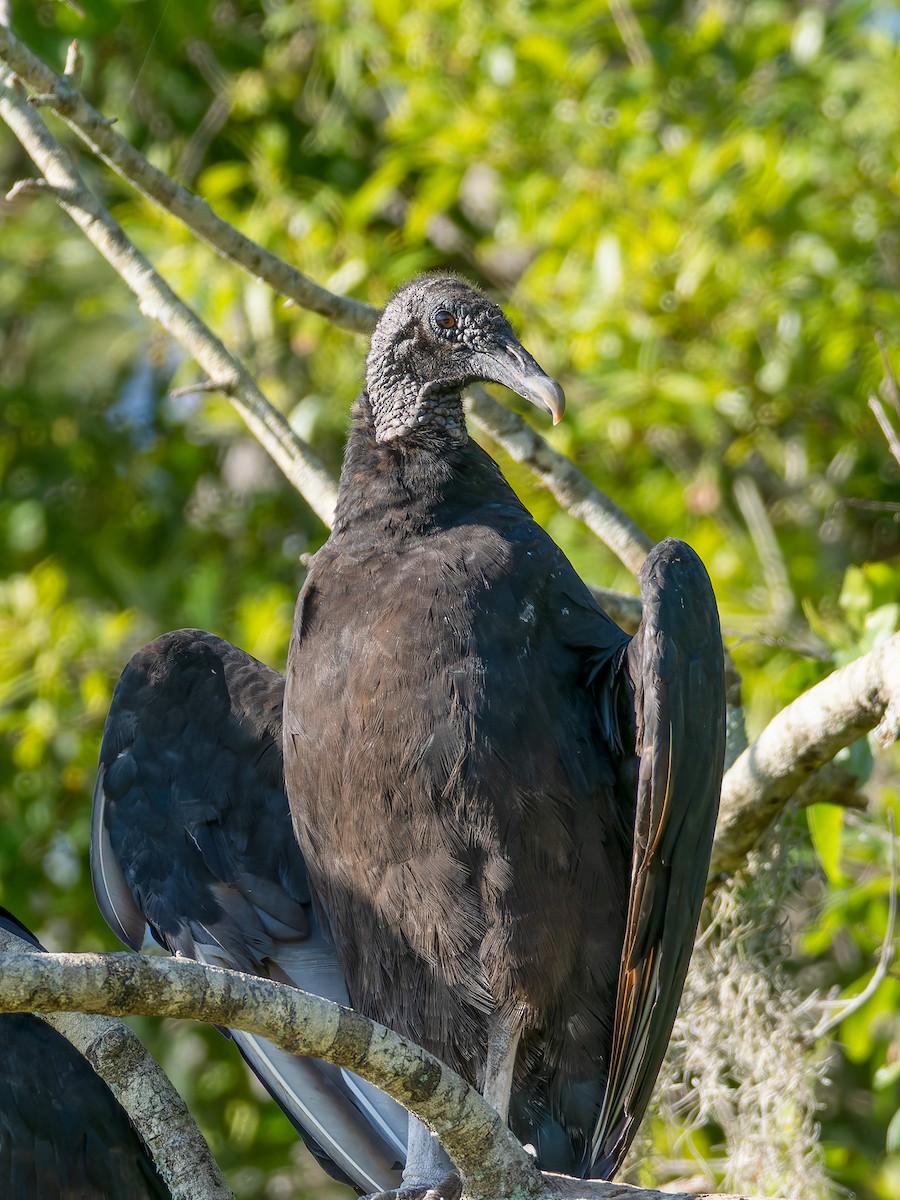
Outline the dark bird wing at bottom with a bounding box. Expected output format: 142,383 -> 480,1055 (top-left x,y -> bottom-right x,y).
0,908 -> 172,1200
90,630 -> 408,1195
510,539 -> 725,1176
589,540 -> 725,1174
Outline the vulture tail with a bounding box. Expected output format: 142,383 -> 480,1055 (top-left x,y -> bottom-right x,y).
232,1032 -> 405,1193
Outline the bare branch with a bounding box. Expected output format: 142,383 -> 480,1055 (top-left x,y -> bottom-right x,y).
0,923 -> 232,1200
609,0 -> 652,67
0,61 -> 338,527
466,388 -> 653,575
0,948 -> 782,1200
0,23 -> 659,581
711,633 -> 900,881
5,175 -> 61,199
869,394 -> 900,470
791,761 -> 867,812
63,38 -> 81,80
0,24 -> 378,335
169,379 -> 232,399
875,329 -> 900,419
733,476 -> 795,629
587,585 -> 642,633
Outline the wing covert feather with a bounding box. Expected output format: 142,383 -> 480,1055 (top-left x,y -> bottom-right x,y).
89,629 -> 407,1193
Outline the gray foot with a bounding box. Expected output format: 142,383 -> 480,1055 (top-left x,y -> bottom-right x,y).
364,1171 -> 462,1200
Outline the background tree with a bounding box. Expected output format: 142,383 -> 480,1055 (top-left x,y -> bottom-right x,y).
0,2 -> 898,1199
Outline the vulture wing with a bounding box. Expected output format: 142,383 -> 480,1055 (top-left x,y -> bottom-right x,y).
0,908 -> 172,1200
591,538 -> 726,1175
90,630 -> 407,1194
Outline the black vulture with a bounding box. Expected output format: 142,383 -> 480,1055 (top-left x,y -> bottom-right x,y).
91,273 -> 723,1195
90,630 -> 408,1193
283,274 -> 725,1189
0,908 -> 172,1200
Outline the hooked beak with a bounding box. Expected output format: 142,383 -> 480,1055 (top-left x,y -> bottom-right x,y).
476,337 -> 566,425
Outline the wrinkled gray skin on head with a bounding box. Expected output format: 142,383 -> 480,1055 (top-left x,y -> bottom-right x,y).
365,275 -> 565,444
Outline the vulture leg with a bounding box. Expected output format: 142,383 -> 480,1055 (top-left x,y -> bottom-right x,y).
482,1016 -> 521,1123
399,1118 -> 455,1191
365,1017 -> 521,1200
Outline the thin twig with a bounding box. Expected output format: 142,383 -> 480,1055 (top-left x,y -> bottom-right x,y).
63,38 -> 81,81
869,395 -> 900,470
169,379 -> 230,399
6,175 -> 60,199
609,0 -> 652,67
732,476 -> 795,628
835,498 -> 900,514
811,813 -> 897,1041
875,330 -> 900,419
0,62 -> 338,527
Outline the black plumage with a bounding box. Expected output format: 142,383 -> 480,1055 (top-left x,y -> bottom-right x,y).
0,909 -> 171,1200
91,272 -> 724,1192
283,274 -> 725,1179
91,630 -> 407,1194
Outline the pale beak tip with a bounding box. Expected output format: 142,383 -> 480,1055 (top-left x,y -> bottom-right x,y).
547,382 -> 566,426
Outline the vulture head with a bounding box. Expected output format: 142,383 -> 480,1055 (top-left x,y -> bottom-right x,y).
365,274 -> 565,443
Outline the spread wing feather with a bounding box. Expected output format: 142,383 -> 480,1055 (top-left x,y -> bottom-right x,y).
591,538 -> 725,1176
89,629 -> 406,1193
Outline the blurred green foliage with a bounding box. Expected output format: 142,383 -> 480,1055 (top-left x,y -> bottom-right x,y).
1,1 -> 899,1196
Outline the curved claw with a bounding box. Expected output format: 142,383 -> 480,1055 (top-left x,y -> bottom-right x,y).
364,1171 -> 462,1200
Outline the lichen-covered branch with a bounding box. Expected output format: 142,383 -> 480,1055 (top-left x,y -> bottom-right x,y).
0,950 -> 541,1200
0,61 -> 338,526
0,923 -> 232,1200
711,632 -> 900,881
0,948 -> 778,1200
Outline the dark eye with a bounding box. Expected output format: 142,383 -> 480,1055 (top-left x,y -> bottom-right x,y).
434,309 -> 456,330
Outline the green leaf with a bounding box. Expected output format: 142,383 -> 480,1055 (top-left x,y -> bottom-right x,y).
887,1107 -> 900,1155
807,802 -> 847,885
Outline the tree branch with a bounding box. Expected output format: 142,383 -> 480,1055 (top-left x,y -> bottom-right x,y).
466,389 -> 653,575
0,923 -> 232,1200
0,23 -> 657,580
0,25 -> 378,335
711,632 -> 900,881
869,394 -> 900,470
0,60 -> 338,526
0,948 -> 779,1200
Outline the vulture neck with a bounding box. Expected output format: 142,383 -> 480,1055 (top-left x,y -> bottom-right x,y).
332,392 -> 520,538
